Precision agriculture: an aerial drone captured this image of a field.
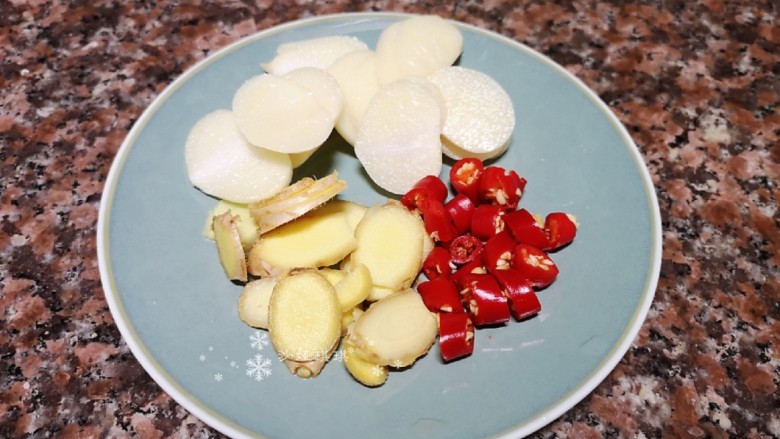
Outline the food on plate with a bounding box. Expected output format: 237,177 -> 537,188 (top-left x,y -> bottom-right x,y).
375,14 -> 463,85
246,197 -> 359,278
249,171 -> 346,234
354,78 -> 444,195
211,211 -> 248,282
544,212 -> 579,250
319,267 -> 347,286
203,200 -> 259,250
327,49 -> 382,145
346,289 -> 438,367
403,158 -> 578,362
332,263 -> 372,311
186,15 -> 583,386
238,277 -> 276,329
437,312 -> 475,362
342,339 -> 388,387
268,269 -> 342,378
428,66 -> 515,159
341,307 -> 364,333
184,109 -> 292,204
262,35 -> 369,75
232,74 -> 338,153
316,199 -> 367,231
283,67 -> 344,120
350,201 -> 427,298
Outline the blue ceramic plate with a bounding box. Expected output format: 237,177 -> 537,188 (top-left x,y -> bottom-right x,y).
98,13 -> 661,439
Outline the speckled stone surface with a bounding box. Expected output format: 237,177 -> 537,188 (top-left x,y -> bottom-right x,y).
1,1 -> 778,438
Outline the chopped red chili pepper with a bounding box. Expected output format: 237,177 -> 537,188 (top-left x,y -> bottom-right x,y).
504,208 -> 551,250
438,312 -> 475,362
545,212 -> 578,250
444,193 -> 476,234
450,257 -> 486,286
449,158 -> 484,203
417,278 -> 464,314
412,175 -> 448,203
457,273 -> 511,326
470,204 -> 505,241
481,231 -> 517,273
513,244 -> 559,288
400,187 -> 431,211
422,246 -> 453,280
449,234 -> 483,265
419,198 -> 459,244
493,269 -> 541,320
477,166 -> 527,209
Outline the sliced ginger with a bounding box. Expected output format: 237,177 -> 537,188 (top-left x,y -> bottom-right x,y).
204,200 -> 259,251
319,267 -> 348,286
212,212 -> 247,282
247,200 -> 359,278
249,171 -> 347,234
341,307 -> 364,334
347,289 -> 438,368
238,278 -> 276,329
351,201 -> 426,292
268,269 -> 342,377
343,339 -> 388,387
367,285 -> 396,302
333,263 -> 372,311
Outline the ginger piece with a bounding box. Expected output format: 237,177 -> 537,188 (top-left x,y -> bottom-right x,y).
212,212 -> 247,282
343,339 -> 388,387
351,201 -> 426,292
319,267 -> 348,286
238,278 -> 276,329
247,200 -> 358,278
249,171 -> 346,234
204,200 -> 259,250
333,263 -> 372,311
268,269 -> 341,376
347,289 -> 438,368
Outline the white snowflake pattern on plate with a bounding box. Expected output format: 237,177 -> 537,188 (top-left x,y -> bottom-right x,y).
246,354 -> 272,381
250,331 -> 270,350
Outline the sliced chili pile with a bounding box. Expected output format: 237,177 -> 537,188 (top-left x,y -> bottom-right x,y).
403,158 -> 579,363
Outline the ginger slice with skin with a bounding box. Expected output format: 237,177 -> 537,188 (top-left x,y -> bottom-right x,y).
343,339 -> 388,387
249,171 -> 347,234
246,198 -> 358,278
268,269 -> 341,377
283,341 -> 339,378
348,289 -> 438,368
212,212 -> 247,282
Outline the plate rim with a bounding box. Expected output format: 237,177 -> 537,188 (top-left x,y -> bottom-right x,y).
96,11 -> 662,439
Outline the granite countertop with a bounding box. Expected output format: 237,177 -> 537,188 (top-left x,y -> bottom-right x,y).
1,1 -> 778,438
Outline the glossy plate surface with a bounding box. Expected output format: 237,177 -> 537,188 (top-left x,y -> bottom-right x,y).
97,12 -> 661,439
